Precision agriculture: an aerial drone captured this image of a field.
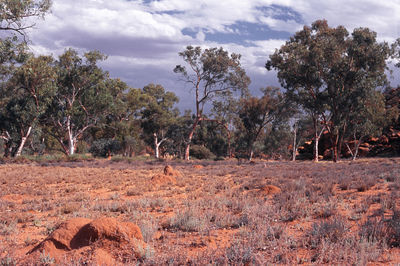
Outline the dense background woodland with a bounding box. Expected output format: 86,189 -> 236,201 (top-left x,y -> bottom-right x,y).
1,0 -> 400,162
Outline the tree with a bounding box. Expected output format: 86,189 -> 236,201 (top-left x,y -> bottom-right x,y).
345,91 -> 388,160
0,0 -> 52,152
140,83 -> 179,158
89,138 -> 121,158
211,96 -> 240,157
165,110 -> 193,159
85,78 -> 138,157
41,49 -> 122,156
384,86 -> 400,128
0,0 -> 51,37
0,38 -> 28,153
392,38 -> 400,68
174,46 -> 250,160
267,20 -> 390,162
1,55 -> 55,157
237,87 -> 288,161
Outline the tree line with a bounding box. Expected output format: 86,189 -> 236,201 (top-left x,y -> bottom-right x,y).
1,1 -> 400,162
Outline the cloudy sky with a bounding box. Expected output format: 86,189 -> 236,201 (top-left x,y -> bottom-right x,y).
28,0 -> 400,111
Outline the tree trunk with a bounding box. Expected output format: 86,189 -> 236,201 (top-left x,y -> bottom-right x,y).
154,133 -> 159,159
2,132 -> 12,157
338,122 -> 346,161
352,136 -> 364,161
184,118 -> 200,161
227,130 -> 232,158
184,143 -> 191,161
332,145 -> 338,162
292,123 -> 297,161
249,147 -> 254,161
66,115 -> 76,156
332,134 -> 339,163
68,134 -> 75,156
15,126 -> 32,157
4,141 -> 12,158
313,118 -> 319,162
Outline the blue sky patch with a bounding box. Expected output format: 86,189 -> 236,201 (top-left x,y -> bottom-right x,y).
258,5 -> 303,24
182,21 -> 292,46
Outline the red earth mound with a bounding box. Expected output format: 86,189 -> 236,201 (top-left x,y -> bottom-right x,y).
151,165 -> 180,185
193,164 -> 204,169
257,185 -> 281,196
163,165 -> 180,176
260,185 -> 281,194
27,217 -> 145,265
151,173 -> 177,185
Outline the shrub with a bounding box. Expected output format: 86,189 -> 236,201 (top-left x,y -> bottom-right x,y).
359,217 -> 387,245
65,153 -> 92,161
309,217 -> 348,249
189,145 -> 215,160
387,209 -> 400,247
165,209 -> 209,233
214,156 -> 225,161
89,138 -> 121,157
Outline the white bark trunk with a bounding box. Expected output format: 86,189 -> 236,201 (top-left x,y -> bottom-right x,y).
15,126 -> 32,157
352,136 -> 363,161
68,134 -> 75,155
314,136 -> 319,162
66,115 -> 76,156
249,147 -> 254,161
154,133 -> 159,159
313,120 -> 325,162
345,143 -> 354,157
154,133 -> 167,159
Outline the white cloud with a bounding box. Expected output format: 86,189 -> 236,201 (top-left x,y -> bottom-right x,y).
291,0 -> 400,42
25,0 -> 400,110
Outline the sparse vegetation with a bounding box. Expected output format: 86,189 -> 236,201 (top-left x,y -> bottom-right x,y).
0,158 -> 399,264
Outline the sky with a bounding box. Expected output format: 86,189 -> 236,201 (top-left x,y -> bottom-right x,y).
27,0 -> 400,111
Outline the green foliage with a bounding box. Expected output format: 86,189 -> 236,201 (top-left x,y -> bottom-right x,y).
237,87 -> 291,159
164,111 -> 193,158
174,45 -> 250,160
267,20 -> 391,161
263,124 -> 292,159
0,0 -> 51,37
189,145 -> 215,160
140,83 -> 179,157
0,55 -> 56,156
41,49 -> 125,155
193,121 -> 229,157
384,86 -> 400,128
89,138 -> 121,158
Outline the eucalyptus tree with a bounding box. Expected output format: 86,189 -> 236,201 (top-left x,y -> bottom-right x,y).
0,0 -> 51,36
0,0 -> 52,151
237,87 -> 289,161
0,38 -> 27,152
42,49 -> 123,156
267,20 -> 390,162
211,96 -> 240,157
345,91 -> 389,160
2,55 -> 56,156
174,46 -> 250,160
140,83 -> 179,159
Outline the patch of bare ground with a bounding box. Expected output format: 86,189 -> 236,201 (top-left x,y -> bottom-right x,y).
0,157 -> 399,264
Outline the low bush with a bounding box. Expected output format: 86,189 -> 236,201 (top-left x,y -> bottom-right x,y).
189,145 -> 215,160
309,217 -> 348,249
89,138 -> 121,158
